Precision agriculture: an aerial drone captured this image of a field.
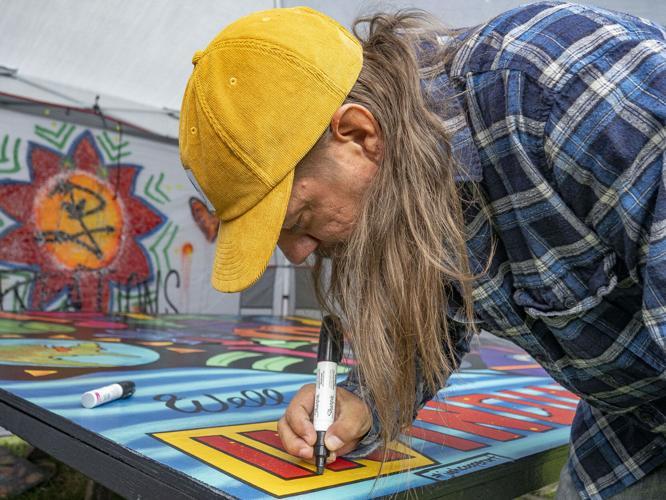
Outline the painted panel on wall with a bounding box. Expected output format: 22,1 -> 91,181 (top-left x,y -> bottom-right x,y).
0,109 -> 242,314
0,313 -> 578,498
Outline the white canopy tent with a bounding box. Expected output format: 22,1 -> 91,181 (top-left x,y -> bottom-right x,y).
1,0 -> 660,140
0,0 -> 662,317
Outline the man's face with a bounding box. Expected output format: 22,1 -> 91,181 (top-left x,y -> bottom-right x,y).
277,143 -> 378,264
277,104 -> 382,263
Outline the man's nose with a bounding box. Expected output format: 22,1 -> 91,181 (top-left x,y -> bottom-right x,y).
277,231 -> 320,264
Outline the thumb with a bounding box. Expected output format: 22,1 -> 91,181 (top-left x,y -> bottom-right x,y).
324,430 -> 345,453
324,392 -> 372,456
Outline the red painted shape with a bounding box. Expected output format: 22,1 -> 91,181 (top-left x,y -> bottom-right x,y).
234,325 -> 319,342
242,430 -> 361,472
219,340 -> 254,346
0,133 -> 163,312
405,425 -> 487,451
189,197 -> 219,242
447,392 -> 575,425
76,320 -> 128,329
417,406 -> 534,441
504,390 -> 578,408
326,459 -> 362,472
239,346 -> 317,358
195,435 -> 313,479
365,448 -> 412,462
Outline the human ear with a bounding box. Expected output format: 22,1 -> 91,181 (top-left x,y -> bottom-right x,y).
330,104 -> 382,163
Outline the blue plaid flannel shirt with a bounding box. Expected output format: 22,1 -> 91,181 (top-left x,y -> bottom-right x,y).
340,2 -> 666,498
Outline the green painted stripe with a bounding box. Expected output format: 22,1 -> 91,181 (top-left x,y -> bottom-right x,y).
161,224 -> 178,270
96,134 -> 114,161
35,124 -> 74,150
12,139 -> 21,173
148,221 -> 172,271
102,131 -> 129,150
0,135 -> 8,162
0,137 -> 21,174
143,175 -> 164,205
154,173 -> 170,202
60,124 -> 75,148
252,356 -> 302,372
206,351 -> 262,367
96,132 -> 130,162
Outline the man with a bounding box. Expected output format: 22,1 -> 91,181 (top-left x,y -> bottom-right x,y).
179,2 -> 665,498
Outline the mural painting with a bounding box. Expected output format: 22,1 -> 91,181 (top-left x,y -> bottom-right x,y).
0,129 -> 165,311
0,110 -> 234,315
0,313 -> 579,498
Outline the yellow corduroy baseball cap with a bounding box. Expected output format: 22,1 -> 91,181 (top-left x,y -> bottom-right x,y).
179,7 -> 362,293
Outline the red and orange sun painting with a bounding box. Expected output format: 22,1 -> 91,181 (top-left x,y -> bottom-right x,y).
0,131 -> 165,311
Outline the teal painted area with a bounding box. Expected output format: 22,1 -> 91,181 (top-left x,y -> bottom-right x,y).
0,340 -> 159,367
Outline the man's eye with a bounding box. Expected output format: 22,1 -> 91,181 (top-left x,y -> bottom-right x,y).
291,214 -> 304,232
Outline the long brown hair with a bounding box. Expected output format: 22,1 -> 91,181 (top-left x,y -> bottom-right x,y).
307,11 -> 479,449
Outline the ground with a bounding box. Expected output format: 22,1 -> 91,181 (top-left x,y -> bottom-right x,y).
0,436 -> 120,500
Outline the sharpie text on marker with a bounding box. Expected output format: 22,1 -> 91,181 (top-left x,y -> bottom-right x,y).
313,315 -> 343,475
81,381 -> 136,409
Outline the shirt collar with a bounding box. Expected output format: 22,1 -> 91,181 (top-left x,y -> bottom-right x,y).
418,45 -> 483,183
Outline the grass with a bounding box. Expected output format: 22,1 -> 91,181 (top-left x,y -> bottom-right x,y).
0,436 -> 95,500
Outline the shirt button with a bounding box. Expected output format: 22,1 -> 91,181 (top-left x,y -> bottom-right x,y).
564,297 -> 577,309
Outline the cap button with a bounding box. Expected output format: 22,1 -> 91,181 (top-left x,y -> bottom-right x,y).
192,50 -> 205,65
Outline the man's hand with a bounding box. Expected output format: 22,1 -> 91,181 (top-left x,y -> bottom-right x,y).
278,384 -> 372,463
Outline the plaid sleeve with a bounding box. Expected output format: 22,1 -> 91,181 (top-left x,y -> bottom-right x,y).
339,325 -> 473,457
544,35 -> 666,354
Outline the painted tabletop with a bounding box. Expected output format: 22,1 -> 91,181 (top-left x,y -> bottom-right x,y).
0,312 -> 578,499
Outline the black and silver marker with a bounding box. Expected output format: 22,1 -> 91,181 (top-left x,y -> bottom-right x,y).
81,381 -> 135,409
313,315 -> 343,475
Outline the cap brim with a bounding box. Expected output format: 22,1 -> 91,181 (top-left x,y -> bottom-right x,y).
211,169 -> 294,292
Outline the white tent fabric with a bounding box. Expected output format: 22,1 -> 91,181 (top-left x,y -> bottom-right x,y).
0,0 -> 662,317
0,0 -> 275,112
1,1 -> 661,139
0,73 -> 181,141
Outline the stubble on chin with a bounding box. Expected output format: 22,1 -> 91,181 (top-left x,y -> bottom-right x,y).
314,241 -> 347,259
